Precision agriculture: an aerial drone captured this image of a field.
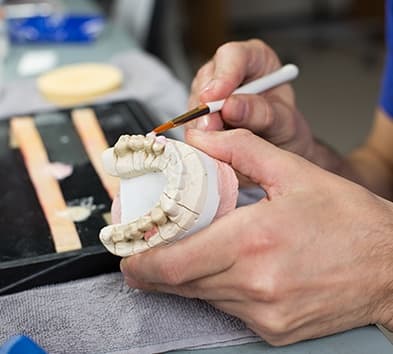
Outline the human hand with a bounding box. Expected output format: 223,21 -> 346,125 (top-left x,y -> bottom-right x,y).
187,39 -> 315,162
120,129 -> 393,345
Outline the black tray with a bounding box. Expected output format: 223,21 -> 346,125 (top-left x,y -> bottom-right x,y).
0,99 -> 171,295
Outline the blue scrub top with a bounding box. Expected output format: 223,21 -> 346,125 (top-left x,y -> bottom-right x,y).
380,0 -> 393,117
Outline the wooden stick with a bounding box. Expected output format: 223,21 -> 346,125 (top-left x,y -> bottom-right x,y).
10,117 -> 82,253
71,108 -> 119,200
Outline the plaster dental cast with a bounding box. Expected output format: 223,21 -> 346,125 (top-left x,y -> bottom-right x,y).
100,133 -> 238,256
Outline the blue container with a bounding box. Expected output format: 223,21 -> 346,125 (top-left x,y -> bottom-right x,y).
7,14 -> 105,43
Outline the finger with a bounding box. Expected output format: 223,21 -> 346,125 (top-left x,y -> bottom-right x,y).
149,263 -> 255,301
200,40 -> 281,104
187,62 -> 223,131
220,93 -> 291,137
189,60 -> 215,109
138,277 -> 241,301
185,112 -> 224,132
120,205 -> 254,285
186,128 -> 296,193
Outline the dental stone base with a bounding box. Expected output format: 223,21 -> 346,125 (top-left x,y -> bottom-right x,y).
99,135 -> 224,257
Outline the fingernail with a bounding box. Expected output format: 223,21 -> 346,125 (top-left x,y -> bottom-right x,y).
202,79 -> 216,93
196,116 -> 209,130
120,259 -> 125,274
187,128 -> 202,136
124,276 -> 139,289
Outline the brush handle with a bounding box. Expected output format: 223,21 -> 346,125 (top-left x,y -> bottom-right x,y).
205,64 -> 299,113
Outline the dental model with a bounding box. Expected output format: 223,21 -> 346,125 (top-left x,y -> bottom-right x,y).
99,134 -> 238,257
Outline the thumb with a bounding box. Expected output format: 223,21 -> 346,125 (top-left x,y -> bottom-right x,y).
186,128 -> 296,195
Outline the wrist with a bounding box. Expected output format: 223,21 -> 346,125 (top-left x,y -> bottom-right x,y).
373,200 -> 393,330
306,138 -> 345,173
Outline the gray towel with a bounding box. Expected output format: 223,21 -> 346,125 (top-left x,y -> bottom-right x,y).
0,273 -> 259,353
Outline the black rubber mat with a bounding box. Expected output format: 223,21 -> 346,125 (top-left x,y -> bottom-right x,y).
0,99 -> 169,294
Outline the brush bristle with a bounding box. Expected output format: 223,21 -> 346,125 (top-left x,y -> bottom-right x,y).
153,122 -> 174,134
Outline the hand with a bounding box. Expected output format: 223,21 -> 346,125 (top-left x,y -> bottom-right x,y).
187,39 -> 315,161
120,129 -> 393,346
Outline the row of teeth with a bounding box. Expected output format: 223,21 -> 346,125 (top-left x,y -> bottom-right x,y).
112,135 -> 169,178
115,134 -> 164,156
100,202 -> 196,256
101,205 -> 167,243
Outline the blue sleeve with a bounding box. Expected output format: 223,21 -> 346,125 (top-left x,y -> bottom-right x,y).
380,0 -> 393,118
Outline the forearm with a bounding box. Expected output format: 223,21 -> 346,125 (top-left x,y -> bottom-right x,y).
309,110 -> 393,200
310,140 -> 393,200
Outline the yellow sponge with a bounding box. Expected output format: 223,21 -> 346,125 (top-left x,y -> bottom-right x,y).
37,63 -> 123,105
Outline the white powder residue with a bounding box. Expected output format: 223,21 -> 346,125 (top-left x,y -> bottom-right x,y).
57,206 -> 91,222
57,196 -> 106,222
47,162 -> 73,180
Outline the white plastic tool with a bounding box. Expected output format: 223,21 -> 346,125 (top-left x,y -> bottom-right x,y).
206,64 -> 299,112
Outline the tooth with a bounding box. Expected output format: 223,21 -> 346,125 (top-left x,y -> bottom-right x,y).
165,146 -> 180,165
115,135 -> 130,157
125,222 -> 143,240
169,207 -> 198,230
151,207 -> 167,225
152,141 -> 164,155
144,136 -> 155,153
115,152 -> 134,178
115,241 -> 134,257
151,155 -> 163,170
137,216 -> 153,232
115,242 -> 134,257
99,225 -> 113,243
147,233 -> 166,247
158,222 -> 183,241
111,231 -> 124,243
102,148 -> 118,176
144,153 -> 155,170
160,193 -> 179,216
127,135 -> 144,151
133,151 -> 146,172
133,239 -> 149,254
127,135 -> 137,150
158,157 -> 169,170
132,135 -> 145,151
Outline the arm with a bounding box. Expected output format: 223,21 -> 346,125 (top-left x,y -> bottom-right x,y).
311,110 -> 393,199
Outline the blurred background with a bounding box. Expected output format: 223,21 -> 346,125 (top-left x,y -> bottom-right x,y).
0,0 -> 391,343
112,0 -> 385,155
0,0 -> 386,155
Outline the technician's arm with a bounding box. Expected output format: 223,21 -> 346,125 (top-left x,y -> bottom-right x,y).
311,110 -> 393,200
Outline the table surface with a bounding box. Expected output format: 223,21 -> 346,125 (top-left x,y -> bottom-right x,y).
173,326 -> 393,353
2,5 -> 393,354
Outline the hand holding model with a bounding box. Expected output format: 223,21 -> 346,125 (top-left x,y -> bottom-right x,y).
120,129 -> 393,345
119,38 -> 393,345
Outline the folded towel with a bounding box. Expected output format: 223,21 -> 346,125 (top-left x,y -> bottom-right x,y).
0,273 -> 259,353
